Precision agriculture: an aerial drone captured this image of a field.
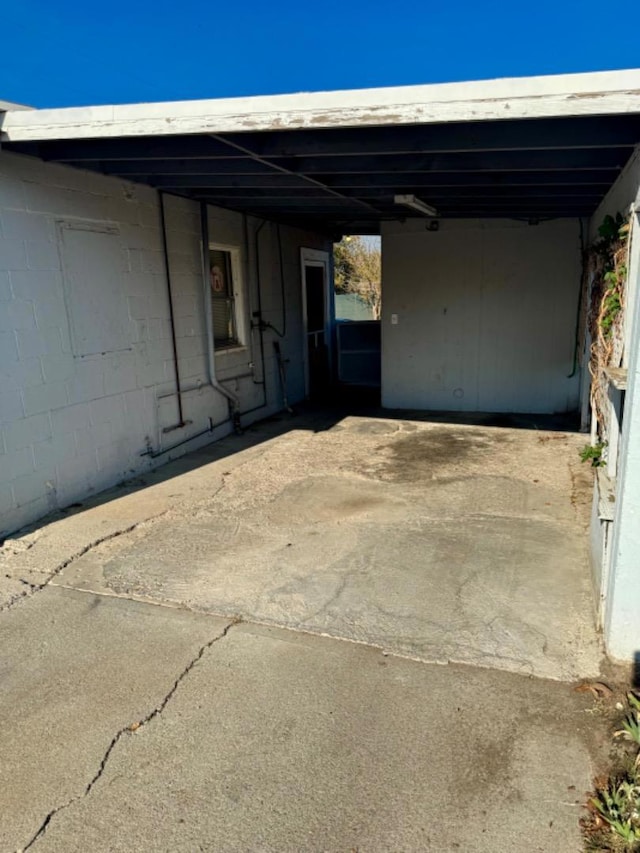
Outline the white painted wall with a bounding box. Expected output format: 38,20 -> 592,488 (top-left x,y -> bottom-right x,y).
381,218 -> 582,413
605,245 -> 640,660
0,150 -> 327,536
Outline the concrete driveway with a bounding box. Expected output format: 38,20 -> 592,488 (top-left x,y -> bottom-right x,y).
0,410 -> 608,851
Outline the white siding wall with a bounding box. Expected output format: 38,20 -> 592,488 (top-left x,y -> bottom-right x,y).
587,150 -> 640,661
0,150 -> 327,536
605,252 -> 640,661
380,218 -> 582,413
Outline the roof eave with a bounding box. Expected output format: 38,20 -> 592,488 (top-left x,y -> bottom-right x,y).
3,68 -> 640,143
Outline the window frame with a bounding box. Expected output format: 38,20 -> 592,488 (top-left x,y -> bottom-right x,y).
208,242 -> 247,353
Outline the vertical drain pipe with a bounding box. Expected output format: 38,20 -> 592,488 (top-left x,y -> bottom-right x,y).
251,218 -> 268,409
159,190 -> 187,430
200,202 -> 242,432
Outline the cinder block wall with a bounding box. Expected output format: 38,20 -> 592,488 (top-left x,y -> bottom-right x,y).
0,151 -> 326,536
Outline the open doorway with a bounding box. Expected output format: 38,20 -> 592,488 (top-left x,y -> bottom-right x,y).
301,248 -> 332,400
333,236 -> 382,395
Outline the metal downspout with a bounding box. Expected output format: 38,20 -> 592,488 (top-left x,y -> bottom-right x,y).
200,202 -> 242,432
159,190 -> 188,430
251,218 -> 269,409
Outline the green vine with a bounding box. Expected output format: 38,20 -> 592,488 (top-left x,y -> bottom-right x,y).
594,214 -> 629,340
580,441 -> 607,468
587,213 -> 631,442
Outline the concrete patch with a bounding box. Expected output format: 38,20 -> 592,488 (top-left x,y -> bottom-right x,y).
45,415 -> 601,680
0,412 -> 602,684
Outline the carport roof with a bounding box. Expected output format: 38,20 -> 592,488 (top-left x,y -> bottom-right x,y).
2,69 -> 640,233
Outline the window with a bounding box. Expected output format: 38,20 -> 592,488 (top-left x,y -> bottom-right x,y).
209,246 -> 242,349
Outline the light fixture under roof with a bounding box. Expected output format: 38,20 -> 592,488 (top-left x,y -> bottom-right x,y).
394,194 -> 438,217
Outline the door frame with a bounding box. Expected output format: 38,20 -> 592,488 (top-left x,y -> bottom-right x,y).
300,247 -> 332,397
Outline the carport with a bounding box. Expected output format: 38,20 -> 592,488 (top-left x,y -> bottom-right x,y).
4,71 -> 640,231
2,69 -> 640,663
4,71 -> 640,416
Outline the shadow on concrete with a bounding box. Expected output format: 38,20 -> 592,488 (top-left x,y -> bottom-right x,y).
3,397 -> 581,543
328,386 -> 581,433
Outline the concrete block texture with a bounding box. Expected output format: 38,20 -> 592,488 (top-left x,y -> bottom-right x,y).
0,150 -> 328,536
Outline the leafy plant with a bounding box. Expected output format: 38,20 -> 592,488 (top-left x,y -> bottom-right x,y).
591,778 -> 640,848
593,215 -> 628,340
598,213 -> 627,244
616,694 -> 640,749
580,442 -> 607,467
584,693 -> 640,851
601,292 -> 622,338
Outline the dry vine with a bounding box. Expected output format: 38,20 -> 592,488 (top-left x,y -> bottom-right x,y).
586,214 -> 632,445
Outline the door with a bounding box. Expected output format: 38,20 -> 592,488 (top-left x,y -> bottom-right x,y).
301,248 -> 332,400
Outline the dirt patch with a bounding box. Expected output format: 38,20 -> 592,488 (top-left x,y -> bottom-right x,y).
569,459 -> 596,526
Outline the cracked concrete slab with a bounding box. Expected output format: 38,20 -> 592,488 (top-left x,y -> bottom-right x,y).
22,621 -> 606,853
0,417 -> 293,610
26,412 -> 603,681
0,411 -> 611,851
0,585 -> 231,852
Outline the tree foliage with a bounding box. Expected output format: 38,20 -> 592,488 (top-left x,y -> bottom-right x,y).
334,236 -> 381,319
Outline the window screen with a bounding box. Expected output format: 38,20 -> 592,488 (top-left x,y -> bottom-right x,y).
210,249 -> 237,347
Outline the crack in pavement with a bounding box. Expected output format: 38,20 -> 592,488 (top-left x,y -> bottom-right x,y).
4,474 -> 236,609
4,574 -> 39,590
0,512 -> 169,615
17,617 -> 240,853
1,471 -> 235,616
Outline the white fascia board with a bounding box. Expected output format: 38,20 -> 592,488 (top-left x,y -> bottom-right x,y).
0,99 -> 32,111
2,69 -> 640,142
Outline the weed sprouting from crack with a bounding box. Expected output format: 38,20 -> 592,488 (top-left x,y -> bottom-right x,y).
17,617 -> 240,852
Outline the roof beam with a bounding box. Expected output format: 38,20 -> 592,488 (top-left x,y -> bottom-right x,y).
145,170 -> 616,190
184,186 -> 604,201
319,170 -> 617,188
69,149 -> 627,178
213,206 -> 596,221
208,132 -> 384,219
272,148 -> 629,174
343,186 -> 605,199
86,157 -> 298,179
221,115 -> 640,158
169,187 -> 338,198
28,136 -> 245,161
146,173 -> 312,188
198,196 -> 596,211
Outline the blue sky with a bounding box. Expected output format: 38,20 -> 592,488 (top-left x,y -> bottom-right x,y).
2,0 -> 639,108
